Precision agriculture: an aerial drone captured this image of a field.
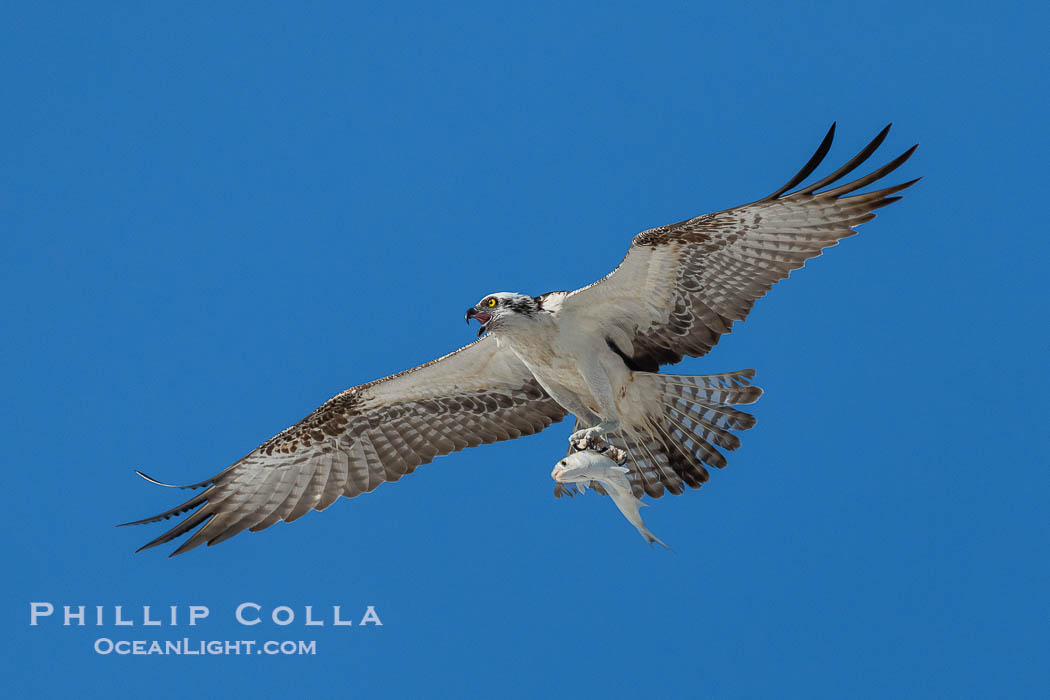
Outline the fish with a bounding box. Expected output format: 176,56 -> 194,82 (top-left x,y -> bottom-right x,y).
551,448 -> 670,549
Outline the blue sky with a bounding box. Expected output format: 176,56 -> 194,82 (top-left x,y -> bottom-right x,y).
2,2 -> 1047,698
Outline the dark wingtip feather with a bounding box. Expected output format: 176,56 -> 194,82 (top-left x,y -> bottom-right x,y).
797,123 -> 892,195
762,122 -> 836,201
843,177 -> 922,208
131,509 -> 214,554
117,488 -> 211,528
133,470 -> 213,490
169,533 -> 208,558
818,144 -> 919,198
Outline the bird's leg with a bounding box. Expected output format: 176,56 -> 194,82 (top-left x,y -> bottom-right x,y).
570,352 -> 624,451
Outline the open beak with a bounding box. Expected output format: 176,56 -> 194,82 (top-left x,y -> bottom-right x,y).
465,307 -> 493,337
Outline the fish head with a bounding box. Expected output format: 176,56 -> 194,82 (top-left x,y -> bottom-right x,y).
551,450 -> 625,484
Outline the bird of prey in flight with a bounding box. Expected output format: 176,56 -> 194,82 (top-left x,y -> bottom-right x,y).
121,123 -> 917,556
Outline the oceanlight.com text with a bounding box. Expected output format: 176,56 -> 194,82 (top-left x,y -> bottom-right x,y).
93,638 -> 317,656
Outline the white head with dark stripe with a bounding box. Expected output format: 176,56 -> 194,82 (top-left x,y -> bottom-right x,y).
465,292 -> 540,337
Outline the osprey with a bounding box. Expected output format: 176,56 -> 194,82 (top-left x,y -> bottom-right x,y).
121,123 -> 917,556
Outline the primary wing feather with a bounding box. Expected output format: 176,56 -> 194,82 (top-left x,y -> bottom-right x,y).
565,123 -> 919,371
120,335 -> 567,556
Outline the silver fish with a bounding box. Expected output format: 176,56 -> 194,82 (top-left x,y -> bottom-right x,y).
551,449 -> 670,549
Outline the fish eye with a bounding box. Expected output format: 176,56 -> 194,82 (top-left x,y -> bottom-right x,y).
486,297 -> 498,308
559,460 -> 566,466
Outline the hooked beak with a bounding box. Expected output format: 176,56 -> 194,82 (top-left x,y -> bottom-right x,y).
465,306 -> 492,337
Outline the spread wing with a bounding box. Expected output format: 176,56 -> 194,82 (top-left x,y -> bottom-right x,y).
563,123 -> 919,371
120,335 -> 567,556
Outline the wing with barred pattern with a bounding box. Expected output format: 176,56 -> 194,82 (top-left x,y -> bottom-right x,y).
120,335 -> 566,556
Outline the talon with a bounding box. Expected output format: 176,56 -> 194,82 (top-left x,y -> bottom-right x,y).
569,425 -> 607,448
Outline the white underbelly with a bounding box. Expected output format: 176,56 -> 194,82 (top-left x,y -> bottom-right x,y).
540,360 -> 592,397
499,321 -> 634,419
507,340 -> 603,414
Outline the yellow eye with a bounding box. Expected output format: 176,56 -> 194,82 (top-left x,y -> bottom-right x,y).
486,298 -> 497,308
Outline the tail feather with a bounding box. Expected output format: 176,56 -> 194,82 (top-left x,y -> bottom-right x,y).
620,422 -> 679,498
623,369 -> 760,499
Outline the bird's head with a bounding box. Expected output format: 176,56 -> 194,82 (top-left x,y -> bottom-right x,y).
465,292 -> 539,336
